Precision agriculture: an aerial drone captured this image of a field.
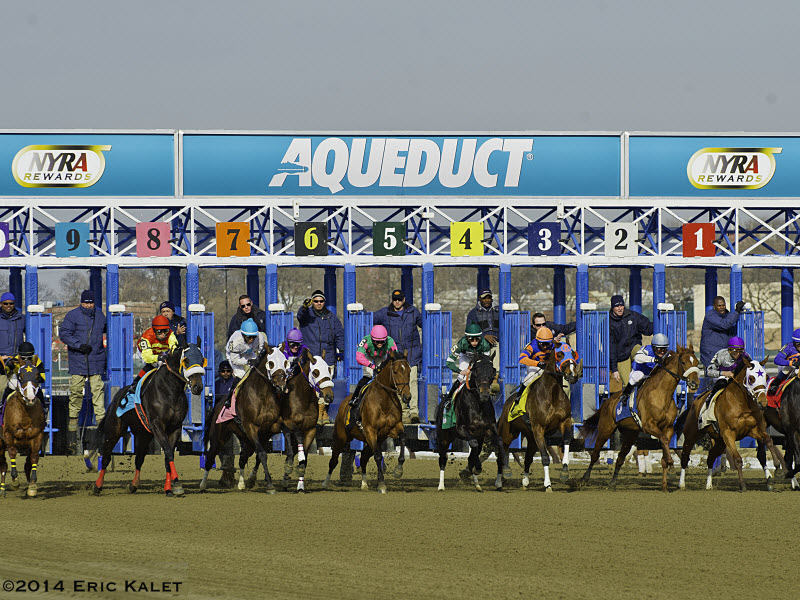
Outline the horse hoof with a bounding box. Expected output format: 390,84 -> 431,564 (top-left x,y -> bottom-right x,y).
437,484 -> 445,492
245,477 -> 257,490
544,485 -> 553,493
265,486 -> 276,495
767,483 -> 774,492
282,477 -> 290,492
378,482 -> 387,494
172,484 -> 185,497
474,484 -> 483,493
459,469 -> 471,483
774,468 -> 784,478
361,480 -> 369,491
393,465 -> 404,479
296,482 -> 305,493
165,490 -> 175,497
609,480 -> 617,491
502,466 -> 512,480
10,478 -> 19,490
560,467 -> 569,483
27,484 -> 38,498
128,484 -> 138,494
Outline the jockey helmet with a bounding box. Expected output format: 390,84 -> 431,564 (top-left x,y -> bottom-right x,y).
465,323 -> 483,338
652,333 -> 669,349
370,324 -> 388,342
240,319 -> 259,336
535,327 -> 554,344
18,341 -> 35,358
286,327 -> 303,345
152,315 -> 171,330
792,328 -> 800,343
728,336 -> 745,350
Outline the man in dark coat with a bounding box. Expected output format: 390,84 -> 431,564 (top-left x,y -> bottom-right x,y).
530,311 -> 576,343
373,289 -> 423,423
159,300 -> 187,347
297,290 -> 344,368
700,296 -> 745,374
0,292 -> 25,396
467,288 -> 500,371
609,294 -> 653,394
226,295 -> 268,341
59,289 -> 107,454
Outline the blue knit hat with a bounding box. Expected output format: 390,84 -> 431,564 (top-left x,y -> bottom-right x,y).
1,292 -> 14,303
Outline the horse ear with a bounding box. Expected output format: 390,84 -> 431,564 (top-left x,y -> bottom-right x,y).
403,349 -> 408,358
688,343 -> 694,352
321,348 -> 326,360
196,335 -> 202,347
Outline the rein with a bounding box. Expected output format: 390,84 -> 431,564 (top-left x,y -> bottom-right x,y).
163,361 -> 189,385
374,362 -> 408,410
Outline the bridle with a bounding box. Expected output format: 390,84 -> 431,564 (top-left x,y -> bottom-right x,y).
374,358 -> 411,409
655,350 -> 701,390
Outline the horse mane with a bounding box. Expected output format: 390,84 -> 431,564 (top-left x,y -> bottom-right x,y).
164,345 -> 183,369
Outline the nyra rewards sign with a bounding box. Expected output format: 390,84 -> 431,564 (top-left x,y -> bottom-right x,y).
687,147 -> 781,190
12,145 -> 111,188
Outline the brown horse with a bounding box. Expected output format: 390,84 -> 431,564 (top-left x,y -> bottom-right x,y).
580,344 -> 701,492
676,356 -> 786,491
0,358 -> 46,498
199,345 -> 288,494
322,351 -> 411,494
497,344 -> 581,491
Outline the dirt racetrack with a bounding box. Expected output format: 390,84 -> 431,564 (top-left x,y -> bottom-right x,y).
1,451 -> 797,600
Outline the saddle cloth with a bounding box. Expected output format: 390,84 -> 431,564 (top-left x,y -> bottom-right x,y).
345,381 -> 374,432
766,376 -> 795,410
614,388 -> 639,424
697,388 -> 725,431
508,385 -> 532,422
116,370 -> 157,417
216,391 -> 239,424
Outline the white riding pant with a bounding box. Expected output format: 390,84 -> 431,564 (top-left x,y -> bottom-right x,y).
456,355 -> 471,383
522,366 -> 543,387
780,365 -> 797,376
629,369 -> 646,386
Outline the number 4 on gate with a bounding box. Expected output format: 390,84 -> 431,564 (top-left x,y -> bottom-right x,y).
450,222 -> 484,257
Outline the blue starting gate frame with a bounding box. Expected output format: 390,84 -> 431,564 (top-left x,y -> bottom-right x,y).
499,305 -> 530,386
107,307 -> 134,453
578,306 -> 609,424
738,309 -> 765,363
656,304 -> 688,447
421,305 -> 452,425
186,305 -> 215,452
26,307 -> 55,453
343,305 -> 371,451
266,305 -> 295,348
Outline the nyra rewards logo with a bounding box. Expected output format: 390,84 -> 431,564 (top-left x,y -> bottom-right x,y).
12,145 -> 111,188
687,147 -> 781,190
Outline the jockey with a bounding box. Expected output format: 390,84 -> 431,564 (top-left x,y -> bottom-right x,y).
1,341 -> 46,408
279,327 -> 309,376
350,324 -> 398,405
704,336 -> 750,405
441,323 -> 493,402
226,318 -> 268,379
518,326 -> 555,388
768,327 -> 800,395
618,332 -> 670,411
130,315 -> 178,389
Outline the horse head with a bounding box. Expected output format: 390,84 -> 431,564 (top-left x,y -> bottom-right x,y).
308,354 -> 335,404
675,343 -> 701,391
744,357 -> 768,408
469,352 -> 496,402
555,342 -> 582,385
14,357 -> 41,406
265,345 -> 290,393
180,336 -> 207,396
378,350 -> 411,406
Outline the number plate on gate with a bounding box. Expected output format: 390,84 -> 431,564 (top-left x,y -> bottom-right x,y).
373,222 -> 405,256
527,222 -> 561,256
136,222 -> 172,257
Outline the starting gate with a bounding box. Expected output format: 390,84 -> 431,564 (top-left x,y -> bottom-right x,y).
656,303 -> 689,410
499,304 -> 531,386
738,309 -> 765,363
267,304 -> 295,349
344,304 -> 373,387
107,306 -> 134,453
579,306 -> 609,423
186,305 -> 215,452
26,306 -> 54,453
421,304 -> 452,423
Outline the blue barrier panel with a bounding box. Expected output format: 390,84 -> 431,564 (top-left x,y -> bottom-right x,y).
186,308 -> 215,452
27,310 -> 54,453
738,310 -> 765,363
107,309 -> 134,453
578,309 -> 609,423
345,308 -> 373,387
657,307 -> 689,416
499,308 -> 530,385
421,308 -> 452,424
267,308 -> 295,348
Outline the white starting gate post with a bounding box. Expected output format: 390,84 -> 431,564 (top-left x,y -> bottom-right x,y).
107,304 -> 134,454
26,305 -> 54,453
186,304 -> 214,453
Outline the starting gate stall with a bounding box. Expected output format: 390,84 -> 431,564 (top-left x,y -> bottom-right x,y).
186,304 -> 215,452
106,305 -> 134,453
655,303 -> 688,449
343,304 -> 372,451
499,303 -> 530,450
264,304 -> 294,452
421,303 -> 452,424
738,306 -> 765,448
25,305 -> 54,453
578,304 -> 609,427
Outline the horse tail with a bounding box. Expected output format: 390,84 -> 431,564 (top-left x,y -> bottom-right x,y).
673,408 -> 690,439
579,408 -> 601,442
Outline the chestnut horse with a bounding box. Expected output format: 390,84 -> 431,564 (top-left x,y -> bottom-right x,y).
0,358 -> 46,498
322,351 -> 411,494
200,345 -> 288,494
497,343 -> 581,492
676,357 -> 785,491
94,340 -> 206,497
580,345 -> 701,492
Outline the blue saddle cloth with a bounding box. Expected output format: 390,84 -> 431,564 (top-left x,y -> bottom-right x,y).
614,388 -> 639,424
116,372 -> 152,417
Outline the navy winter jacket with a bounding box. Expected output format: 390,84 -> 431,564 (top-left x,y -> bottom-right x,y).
466,302 -> 500,339
0,309 -> 25,356
226,306 -> 268,341
59,306 -> 107,377
700,308 -> 741,369
609,309 -> 653,372
297,305 -> 344,367
530,320 -> 576,341
373,302 -> 423,367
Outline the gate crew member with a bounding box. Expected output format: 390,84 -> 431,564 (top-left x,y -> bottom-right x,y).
609,294 -> 653,395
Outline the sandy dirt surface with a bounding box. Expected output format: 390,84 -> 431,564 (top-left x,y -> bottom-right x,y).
1,451 -> 797,600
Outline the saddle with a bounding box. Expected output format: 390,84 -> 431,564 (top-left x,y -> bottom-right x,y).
615,387 -> 642,429
767,376 -> 795,410
345,382 -> 372,434
117,370 -> 158,417
508,385 -> 531,424
697,390 -> 722,434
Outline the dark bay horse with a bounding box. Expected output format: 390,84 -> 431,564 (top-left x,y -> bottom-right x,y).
676,357 -> 785,491
322,351 -> 410,494
94,340 -> 206,497
497,344 -> 580,492
435,352 -> 504,492
580,344 -> 701,492
0,358 -> 46,498
777,377 -> 800,489
200,345 -> 288,494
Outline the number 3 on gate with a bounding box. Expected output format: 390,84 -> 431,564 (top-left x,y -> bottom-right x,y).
450,222 -> 484,257
216,222 -> 251,257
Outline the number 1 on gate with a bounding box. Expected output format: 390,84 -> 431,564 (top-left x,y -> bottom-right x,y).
682,223 -> 715,258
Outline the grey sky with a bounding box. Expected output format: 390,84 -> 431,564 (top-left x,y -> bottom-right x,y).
3,0 -> 799,132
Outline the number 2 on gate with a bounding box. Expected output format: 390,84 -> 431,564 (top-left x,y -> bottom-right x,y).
450,222 -> 484,257
604,223 -> 638,257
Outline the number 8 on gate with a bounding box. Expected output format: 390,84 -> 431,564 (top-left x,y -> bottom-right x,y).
136,222 -> 172,257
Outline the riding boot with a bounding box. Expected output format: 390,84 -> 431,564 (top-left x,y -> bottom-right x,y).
704,378 -> 728,409
768,371 -> 788,396
350,376 -> 370,406
618,383 -> 635,407
66,418 -> 78,456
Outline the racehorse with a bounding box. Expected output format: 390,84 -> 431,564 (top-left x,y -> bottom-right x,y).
279,350 -> 334,492
200,345 -> 288,494
777,377 -> 800,489
0,358 -> 46,497
322,351 -> 410,494
435,352 -> 503,492
496,343 -> 581,492
580,344 -> 701,492
676,357 -> 786,491
93,339 -> 206,497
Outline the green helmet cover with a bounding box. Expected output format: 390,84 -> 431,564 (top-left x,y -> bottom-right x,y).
465,323 -> 483,337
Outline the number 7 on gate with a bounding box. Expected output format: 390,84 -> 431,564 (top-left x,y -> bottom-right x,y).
216,222 -> 251,257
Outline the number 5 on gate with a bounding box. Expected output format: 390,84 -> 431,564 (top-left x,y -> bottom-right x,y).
450,222 -> 484,257
216,222 -> 251,257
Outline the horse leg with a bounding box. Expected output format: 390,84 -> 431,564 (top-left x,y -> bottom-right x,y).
94,415 -> 123,496
437,428 -> 450,491
679,416 -> 701,491
0,449 -> 6,498
371,435 -> 388,495
704,436 -> 726,490
249,427 -> 275,494
8,446 -> 19,489
609,428 -> 638,491
200,423 -> 225,493
282,430 -> 296,492
753,431 -> 783,491
360,439 -> 375,492
651,427 -> 675,493
148,419 -> 182,498
26,435 -> 42,498
129,436 -> 150,494
719,429 -> 746,492
239,438 -> 257,490
467,440 -> 483,493
530,425 -> 552,492
521,433 -> 535,490
560,421 -> 574,482
393,432 -> 406,479
295,427 -> 316,493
